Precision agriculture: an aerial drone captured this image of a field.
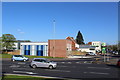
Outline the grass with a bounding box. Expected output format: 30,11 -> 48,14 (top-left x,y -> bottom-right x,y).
2,75 -> 65,80
1,53 -> 64,59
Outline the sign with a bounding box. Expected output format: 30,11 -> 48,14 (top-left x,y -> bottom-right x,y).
102,47 -> 106,54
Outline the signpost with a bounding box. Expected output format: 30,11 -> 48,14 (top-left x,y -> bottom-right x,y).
102,47 -> 106,62
102,43 -> 107,62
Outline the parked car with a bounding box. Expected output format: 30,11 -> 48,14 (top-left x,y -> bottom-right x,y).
30,58 -> 57,69
86,52 -> 97,56
117,59 -> 120,67
11,55 -> 29,61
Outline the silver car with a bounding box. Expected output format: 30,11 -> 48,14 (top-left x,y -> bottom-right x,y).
30,58 -> 57,69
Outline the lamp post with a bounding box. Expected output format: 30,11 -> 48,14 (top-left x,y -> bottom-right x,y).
53,20 -> 55,58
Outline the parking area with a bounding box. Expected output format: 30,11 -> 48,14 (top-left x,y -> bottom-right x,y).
2,59 -> 120,80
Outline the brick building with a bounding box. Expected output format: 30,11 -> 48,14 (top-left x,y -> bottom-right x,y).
48,39 -> 72,57
66,36 -> 79,50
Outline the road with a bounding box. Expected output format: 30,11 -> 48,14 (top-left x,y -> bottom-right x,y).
2,59 -> 120,80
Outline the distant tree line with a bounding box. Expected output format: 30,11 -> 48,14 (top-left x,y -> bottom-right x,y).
107,41 -> 120,55
0,34 -> 31,53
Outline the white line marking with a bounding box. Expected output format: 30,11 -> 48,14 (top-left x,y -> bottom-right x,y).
84,61 -> 87,63
76,62 -> 80,63
13,71 -> 37,74
10,65 -> 20,68
84,72 -> 109,75
18,62 -> 26,64
87,67 -> 110,69
12,68 -> 35,70
68,62 -> 72,64
45,69 -> 71,72
61,62 -> 65,63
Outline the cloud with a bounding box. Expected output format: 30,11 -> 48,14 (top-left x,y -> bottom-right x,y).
17,29 -> 25,34
17,29 -> 21,32
19,31 -> 25,34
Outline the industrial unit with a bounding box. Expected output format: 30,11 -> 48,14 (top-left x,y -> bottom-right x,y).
20,42 -> 48,56
48,39 -> 72,57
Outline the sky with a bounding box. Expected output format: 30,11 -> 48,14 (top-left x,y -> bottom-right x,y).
2,2 -> 118,45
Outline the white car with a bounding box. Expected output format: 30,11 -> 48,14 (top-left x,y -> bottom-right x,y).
86,52 -> 97,56
30,58 -> 57,69
11,55 -> 29,61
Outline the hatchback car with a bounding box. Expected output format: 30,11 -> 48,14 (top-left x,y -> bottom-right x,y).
117,59 -> 120,67
11,55 -> 29,61
30,58 -> 57,69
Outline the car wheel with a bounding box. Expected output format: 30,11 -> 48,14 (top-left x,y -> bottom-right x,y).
12,59 -> 15,62
23,59 -> 26,62
49,65 -> 53,69
32,64 -> 37,69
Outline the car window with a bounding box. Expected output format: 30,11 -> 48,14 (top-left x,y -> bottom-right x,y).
14,55 -> 23,57
40,59 -> 47,62
33,59 -> 41,62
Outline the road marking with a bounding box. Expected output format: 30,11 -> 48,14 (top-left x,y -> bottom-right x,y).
87,67 -> 110,69
10,65 -> 20,68
84,61 -> 87,63
18,62 -> 26,64
84,72 -> 109,75
13,71 -> 37,74
68,62 -> 72,64
61,62 -> 65,63
12,68 -> 35,70
76,62 -> 80,63
45,69 -> 71,72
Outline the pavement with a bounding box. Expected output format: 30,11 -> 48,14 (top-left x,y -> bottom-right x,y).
1,58 -> 120,80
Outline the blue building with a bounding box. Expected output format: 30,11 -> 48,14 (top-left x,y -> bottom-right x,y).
20,42 -> 48,56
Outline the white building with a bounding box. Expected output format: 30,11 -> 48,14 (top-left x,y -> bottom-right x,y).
78,45 -> 96,53
20,42 -> 48,56
91,41 -> 106,51
13,43 -> 19,50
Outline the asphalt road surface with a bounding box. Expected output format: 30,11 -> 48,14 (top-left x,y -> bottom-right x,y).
2,59 -> 120,80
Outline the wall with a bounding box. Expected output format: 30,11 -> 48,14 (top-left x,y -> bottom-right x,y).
48,40 -> 72,57
20,42 -> 48,56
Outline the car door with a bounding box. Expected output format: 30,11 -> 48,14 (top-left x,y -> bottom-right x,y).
33,59 -> 42,67
40,59 -> 49,67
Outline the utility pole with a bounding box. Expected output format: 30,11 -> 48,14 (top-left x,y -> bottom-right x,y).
53,20 -> 55,58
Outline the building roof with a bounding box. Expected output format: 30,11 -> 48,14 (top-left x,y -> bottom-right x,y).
66,36 -> 76,44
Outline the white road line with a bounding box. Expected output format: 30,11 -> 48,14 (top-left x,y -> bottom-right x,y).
13,71 -> 37,74
84,61 -> 87,63
84,72 -> 109,75
61,62 -> 65,63
76,62 -> 80,63
18,62 -> 26,64
9,65 -> 20,68
68,62 -> 72,64
87,67 -> 110,69
12,68 -> 35,70
45,69 -> 71,72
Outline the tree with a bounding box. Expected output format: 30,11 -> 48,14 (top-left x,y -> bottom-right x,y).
76,31 -> 85,45
118,41 -> 120,55
2,34 -> 16,52
0,37 -> 2,52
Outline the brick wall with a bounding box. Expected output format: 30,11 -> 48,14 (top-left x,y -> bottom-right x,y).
48,40 -> 72,57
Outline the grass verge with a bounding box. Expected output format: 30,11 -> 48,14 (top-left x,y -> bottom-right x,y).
1,53 -> 64,59
2,75 -> 65,80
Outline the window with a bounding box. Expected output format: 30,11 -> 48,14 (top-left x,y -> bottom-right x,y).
34,59 -> 41,62
89,49 -> 95,50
